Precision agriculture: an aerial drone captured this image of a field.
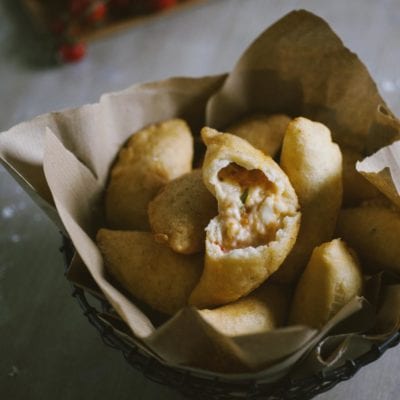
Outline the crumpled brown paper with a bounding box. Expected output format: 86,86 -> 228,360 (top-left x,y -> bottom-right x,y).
357,140 -> 400,209
1,9 -> 400,381
206,11 -> 398,153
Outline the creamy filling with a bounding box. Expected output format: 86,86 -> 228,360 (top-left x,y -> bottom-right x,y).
217,163 -> 288,251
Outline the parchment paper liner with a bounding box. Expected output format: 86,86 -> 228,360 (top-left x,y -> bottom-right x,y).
1,9 -> 400,380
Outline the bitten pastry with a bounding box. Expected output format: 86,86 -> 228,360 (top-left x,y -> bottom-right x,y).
105,119 -> 193,230
336,202 -> 400,274
148,169 -> 218,254
199,284 -> 290,336
272,117 -> 343,284
96,229 -> 203,315
289,239 -> 363,329
226,113 -> 291,157
189,128 -> 301,308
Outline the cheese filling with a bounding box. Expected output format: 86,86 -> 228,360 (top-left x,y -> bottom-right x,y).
217,163 -> 290,251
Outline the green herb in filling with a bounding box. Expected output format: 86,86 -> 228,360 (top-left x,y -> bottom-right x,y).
240,188 -> 249,205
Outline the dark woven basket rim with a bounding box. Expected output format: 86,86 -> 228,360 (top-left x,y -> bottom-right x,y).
61,236 -> 400,399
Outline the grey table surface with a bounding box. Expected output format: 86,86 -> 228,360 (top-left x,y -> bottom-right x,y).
1,0 -> 400,399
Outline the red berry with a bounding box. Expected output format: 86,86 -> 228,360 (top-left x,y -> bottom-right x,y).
58,42 -> 86,63
151,0 -> 177,12
87,2 -> 107,23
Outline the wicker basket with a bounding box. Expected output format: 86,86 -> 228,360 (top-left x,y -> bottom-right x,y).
61,236 -> 400,400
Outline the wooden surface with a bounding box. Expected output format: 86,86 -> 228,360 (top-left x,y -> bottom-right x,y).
0,0 -> 399,399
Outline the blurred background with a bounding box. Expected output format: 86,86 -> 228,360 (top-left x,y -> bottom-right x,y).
1,1 -> 400,399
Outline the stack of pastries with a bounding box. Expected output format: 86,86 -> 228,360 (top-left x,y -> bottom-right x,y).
96,114 -> 394,335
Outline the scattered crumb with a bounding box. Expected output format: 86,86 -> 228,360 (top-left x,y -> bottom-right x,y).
381,79 -> 397,93
1,206 -> 15,219
10,234 -> 21,243
8,365 -> 19,377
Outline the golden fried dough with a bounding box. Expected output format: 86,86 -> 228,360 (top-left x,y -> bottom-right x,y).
226,114 -> 291,157
96,229 -> 202,315
189,128 -> 300,308
148,169 -> 217,254
272,117 -> 343,284
342,147 -> 380,206
336,203 -> 400,274
199,284 -> 290,336
105,119 -> 193,230
289,239 -> 363,329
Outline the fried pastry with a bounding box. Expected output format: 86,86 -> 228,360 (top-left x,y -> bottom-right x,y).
96,229 -> 203,315
105,119 -> 193,230
272,117 -> 343,284
342,147 -> 380,206
148,169 -> 217,254
199,284 -> 290,336
189,128 -> 300,308
226,113 -> 291,157
336,202 -> 400,274
289,239 -> 363,329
